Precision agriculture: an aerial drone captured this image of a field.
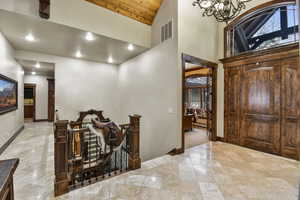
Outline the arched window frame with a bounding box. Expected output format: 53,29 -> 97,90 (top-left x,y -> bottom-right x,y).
224,0 -> 298,57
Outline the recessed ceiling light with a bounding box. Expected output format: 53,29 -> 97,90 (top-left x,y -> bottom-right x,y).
25,33 -> 35,42
75,51 -> 82,58
128,44 -> 134,51
32,72 -> 36,75
35,62 -> 41,68
85,32 -> 95,41
108,57 -> 114,63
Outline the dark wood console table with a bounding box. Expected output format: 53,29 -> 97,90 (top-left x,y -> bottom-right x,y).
0,159 -> 19,200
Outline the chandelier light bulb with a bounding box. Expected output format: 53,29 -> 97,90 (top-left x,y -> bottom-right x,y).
215,3 -> 224,11
200,0 -> 212,8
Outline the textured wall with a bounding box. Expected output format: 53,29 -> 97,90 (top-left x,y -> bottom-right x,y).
178,0 -> 218,63
119,0 -> 181,161
0,32 -> 24,149
0,0 -> 39,17
119,40 -> 180,161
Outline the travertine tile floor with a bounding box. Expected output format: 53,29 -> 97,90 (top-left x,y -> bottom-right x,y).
185,128 -> 209,149
0,122 -> 299,200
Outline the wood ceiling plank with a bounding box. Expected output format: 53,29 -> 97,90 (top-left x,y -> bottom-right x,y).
118,0 -> 156,16
85,0 -> 163,25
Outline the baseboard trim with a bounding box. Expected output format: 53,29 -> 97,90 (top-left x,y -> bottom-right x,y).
35,119 -> 48,122
0,125 -> 24,155
216,136 -> 225,142
168,148 -> 184,156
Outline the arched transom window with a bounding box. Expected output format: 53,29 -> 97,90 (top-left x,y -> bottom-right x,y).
225,1 -> 299,57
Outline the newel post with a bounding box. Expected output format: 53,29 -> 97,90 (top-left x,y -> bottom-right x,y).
54,120 -> 69,196
128,115 -> 142,170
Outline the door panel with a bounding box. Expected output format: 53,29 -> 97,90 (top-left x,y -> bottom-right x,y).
241,62 -> 281,154
225,67 -> 241,145
281,57 -> 300,159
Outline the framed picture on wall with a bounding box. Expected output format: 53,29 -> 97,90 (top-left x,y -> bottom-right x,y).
0,74 -> 18,115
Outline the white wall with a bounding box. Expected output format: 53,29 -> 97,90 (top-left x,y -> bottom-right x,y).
151,0 -> 178,47
0,0 -> 39,17
15,50 -> 120,122
119,40 -> 180,161
50,0 -> 151,48
24,74 -> 52,120
119,0 -> 180,161
0,32 -> 24,148
178,0 -> 218,62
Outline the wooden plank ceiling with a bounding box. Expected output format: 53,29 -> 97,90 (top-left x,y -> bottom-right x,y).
85,0 -> 163,25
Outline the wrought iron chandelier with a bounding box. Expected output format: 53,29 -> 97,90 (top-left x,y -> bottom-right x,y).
193,0 -> 252,23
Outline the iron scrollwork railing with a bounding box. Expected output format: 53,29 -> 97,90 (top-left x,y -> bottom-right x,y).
67,124 -> 131,188
54,110 -> 141,196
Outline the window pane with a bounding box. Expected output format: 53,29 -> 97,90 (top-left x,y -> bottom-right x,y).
253,9 -> 281,38
256,33 -> 299,50
288,5 -> 298,27
227,3 -> 299,57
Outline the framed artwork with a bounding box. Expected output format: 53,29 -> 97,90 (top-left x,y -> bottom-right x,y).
0,74 -> 18,115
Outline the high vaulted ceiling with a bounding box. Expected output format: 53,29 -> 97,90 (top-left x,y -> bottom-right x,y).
85,0 -> 163,25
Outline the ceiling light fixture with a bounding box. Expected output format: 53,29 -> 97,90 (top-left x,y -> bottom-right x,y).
108,57 -> 114,63
85,32 -> 95,41
128,44 -> 134,51
75,51 -> 82,58
192,0 -> 252,23
25,33 -> 35,42
35,62 -> 41,68
32,71 -> 36,75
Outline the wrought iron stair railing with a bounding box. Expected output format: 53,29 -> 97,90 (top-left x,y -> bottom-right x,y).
53,110 -> 141,197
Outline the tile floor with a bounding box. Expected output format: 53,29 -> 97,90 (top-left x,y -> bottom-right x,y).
185,128 -> 209,149
0,122 -> 299,200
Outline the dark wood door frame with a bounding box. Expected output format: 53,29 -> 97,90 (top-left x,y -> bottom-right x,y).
181,53 -> 218,152
24,84 -> 36,121
47,79 -> 55,122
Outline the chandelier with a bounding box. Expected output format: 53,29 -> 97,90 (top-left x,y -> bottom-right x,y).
193,0 -> 251,23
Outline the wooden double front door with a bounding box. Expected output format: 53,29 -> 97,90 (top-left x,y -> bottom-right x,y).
223,44 -> 300,160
